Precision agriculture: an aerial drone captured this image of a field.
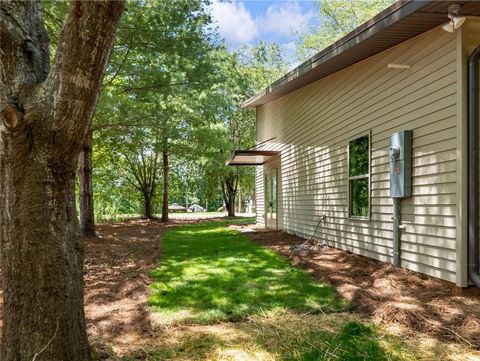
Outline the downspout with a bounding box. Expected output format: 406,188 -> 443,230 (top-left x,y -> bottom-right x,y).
468,45 -> 480,287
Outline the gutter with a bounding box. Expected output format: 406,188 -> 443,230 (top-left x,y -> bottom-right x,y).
467,45 -> 480,287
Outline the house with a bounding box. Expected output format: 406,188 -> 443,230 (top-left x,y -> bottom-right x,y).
229,1 -> 480,287
168,203 -> 187,212
188,204 -> 205,213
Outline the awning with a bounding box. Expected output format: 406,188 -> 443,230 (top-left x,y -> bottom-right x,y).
228,150 -> 279,166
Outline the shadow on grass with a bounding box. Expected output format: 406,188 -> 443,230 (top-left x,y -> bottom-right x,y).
120,317 -> 412,361
148,221 -> 347,325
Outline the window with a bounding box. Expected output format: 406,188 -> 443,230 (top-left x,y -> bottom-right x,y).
348,134 -> 370,218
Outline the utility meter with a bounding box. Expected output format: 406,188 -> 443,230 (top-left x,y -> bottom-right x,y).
389,130 -> 413,198
389,145 -> 400,160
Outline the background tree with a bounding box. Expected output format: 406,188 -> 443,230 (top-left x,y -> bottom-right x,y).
203,42 -> 286,217
296,0 -> 394,61
117,126 -> 162,219
0,1 -> 123,359
91,135 -> 140,219
62,2 -> 289,226
93,0 -> 221,222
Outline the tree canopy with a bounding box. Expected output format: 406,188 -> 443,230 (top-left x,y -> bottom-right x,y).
88,1 -> 287,220
296,0 -> 394,61
37,0 -> 393,222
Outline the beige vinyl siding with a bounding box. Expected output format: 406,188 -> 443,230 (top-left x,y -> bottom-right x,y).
255,25 -> 460,283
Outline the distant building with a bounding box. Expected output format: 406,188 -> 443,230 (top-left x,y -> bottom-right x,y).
188,204 -> 205,213
168,203 -> 187,212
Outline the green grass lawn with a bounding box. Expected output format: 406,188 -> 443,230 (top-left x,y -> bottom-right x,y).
149,220 -> 346,324
129,313 -> 417,361
146,219 -> 417,361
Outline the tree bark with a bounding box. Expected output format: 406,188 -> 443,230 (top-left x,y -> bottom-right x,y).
143,192 -> 153,219
79,130 -> 95,237
237,186 -> 241,213
0,1 -> 124,360
221,172 -> 238,217
161,149 -> 169,222
227,191 -> 235,217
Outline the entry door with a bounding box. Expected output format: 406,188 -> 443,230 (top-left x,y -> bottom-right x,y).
265,169 -> 278,229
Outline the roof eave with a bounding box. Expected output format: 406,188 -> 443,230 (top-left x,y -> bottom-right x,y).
241,0 -> 434,109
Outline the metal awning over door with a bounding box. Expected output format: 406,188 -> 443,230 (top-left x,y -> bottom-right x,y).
227,150 -> 280,166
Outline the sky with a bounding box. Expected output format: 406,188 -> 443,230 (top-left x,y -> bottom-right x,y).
210,1 -> 319,67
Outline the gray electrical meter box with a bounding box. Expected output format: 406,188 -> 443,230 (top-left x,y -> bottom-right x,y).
389,130 -> 413,198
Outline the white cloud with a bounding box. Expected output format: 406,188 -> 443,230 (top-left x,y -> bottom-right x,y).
282,41 -> 301,69
258,2 -> 315,37
210,1 -> 258,45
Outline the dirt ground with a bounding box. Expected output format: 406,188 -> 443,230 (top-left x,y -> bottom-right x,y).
238,226 -> 480,351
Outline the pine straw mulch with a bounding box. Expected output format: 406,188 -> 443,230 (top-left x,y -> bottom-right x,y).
84,219 -> 165,356
239,226 -> 480,351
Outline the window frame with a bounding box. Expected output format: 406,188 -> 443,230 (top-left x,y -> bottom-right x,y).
347,131 -> 371,220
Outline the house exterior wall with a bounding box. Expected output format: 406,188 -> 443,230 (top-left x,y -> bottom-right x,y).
254,22 -> 480,285
255,164 -> 265,226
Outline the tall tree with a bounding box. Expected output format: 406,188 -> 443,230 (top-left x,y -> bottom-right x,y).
124,145 -> 161,220
296,0 -> 394,61
107,121 -> 163,219
0,1 -> 123,360
204,43 -> 286,217
94,0 -> 220,222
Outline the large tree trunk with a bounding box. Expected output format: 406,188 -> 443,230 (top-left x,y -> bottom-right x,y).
161,149 -> 169,222
79,130 -> 95,237
0,1 -> 124,360
1,157 -> 90,360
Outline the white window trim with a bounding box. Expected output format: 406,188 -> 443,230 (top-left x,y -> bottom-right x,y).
347,131 -> 371,220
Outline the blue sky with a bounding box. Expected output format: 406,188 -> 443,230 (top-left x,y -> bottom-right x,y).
210,1 -> 319,67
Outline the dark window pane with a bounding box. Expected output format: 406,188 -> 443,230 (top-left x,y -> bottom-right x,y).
271,175 -> 277,214
349,135 -> 369,176
350,178 -> 369,217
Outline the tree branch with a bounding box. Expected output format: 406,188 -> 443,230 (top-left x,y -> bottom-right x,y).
102,46 -> 131,89
47,0 -> 124,154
